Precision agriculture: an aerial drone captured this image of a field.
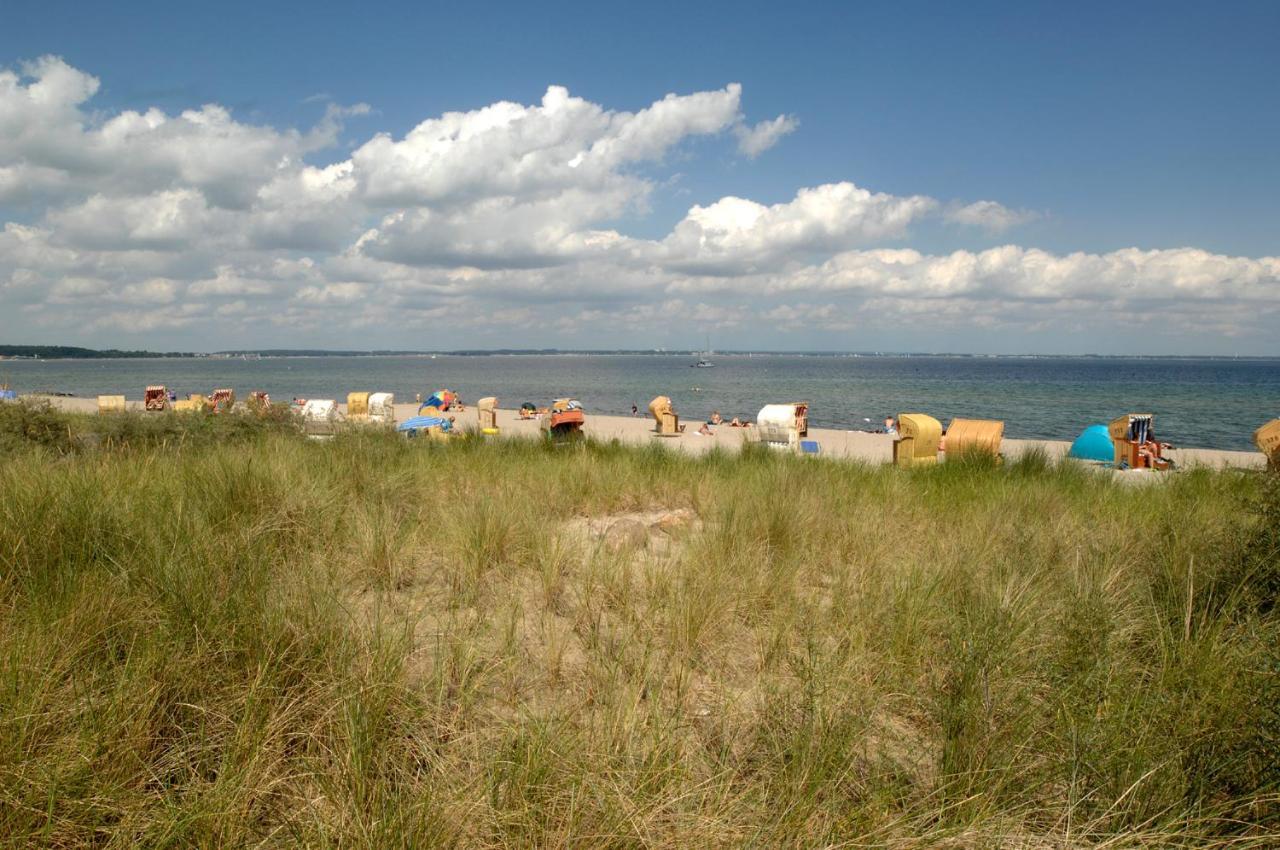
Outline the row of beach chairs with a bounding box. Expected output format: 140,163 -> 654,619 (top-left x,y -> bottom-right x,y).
88,389 -> 1280,468
648,396 -> 1280,470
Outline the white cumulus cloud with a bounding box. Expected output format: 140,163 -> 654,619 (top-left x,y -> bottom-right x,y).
1,56 -> 1277,351
734,113 -> 799,157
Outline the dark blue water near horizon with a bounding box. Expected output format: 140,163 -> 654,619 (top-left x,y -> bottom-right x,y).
3,354 -> 1277,452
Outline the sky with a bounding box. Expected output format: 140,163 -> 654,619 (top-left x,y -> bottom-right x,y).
1,1 -> 1278,354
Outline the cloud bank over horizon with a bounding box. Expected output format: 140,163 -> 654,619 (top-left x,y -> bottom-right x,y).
1,56 -> 1277,353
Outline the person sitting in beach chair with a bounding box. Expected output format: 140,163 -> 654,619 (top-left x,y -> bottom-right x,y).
1109,414 -> 1172,470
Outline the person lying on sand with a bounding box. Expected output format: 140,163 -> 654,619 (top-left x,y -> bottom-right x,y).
698,422 -> 714,436
729,417 -> 742,427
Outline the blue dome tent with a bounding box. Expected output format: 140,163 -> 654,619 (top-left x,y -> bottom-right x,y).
1069,424 -> 1113,462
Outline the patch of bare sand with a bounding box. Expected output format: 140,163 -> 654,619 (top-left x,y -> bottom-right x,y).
560,507 -> 701,556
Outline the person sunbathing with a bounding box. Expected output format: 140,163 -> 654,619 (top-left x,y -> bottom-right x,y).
1137,439 -> 1173,467
729,417 -> 742,427
698,422 -> 714,436
710,411 -> 724,425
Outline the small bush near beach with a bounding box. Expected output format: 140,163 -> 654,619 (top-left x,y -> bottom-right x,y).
1,412 -> 1277,847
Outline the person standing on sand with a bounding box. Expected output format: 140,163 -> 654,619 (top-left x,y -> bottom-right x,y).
631,403 -> 638,415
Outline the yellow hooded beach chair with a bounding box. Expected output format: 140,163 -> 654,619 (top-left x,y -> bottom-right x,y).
648,395 -> 681,435
97,395 -> 126,414
946,418 -> 1004,460
1255,419 -> 1280,470
347,392 -> 370,419
893,413 -> 942,467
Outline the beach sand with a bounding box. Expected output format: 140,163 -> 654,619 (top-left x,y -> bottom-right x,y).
28,394 -> 1267,471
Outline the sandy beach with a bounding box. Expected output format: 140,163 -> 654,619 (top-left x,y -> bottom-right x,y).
29,394 -> 1267,471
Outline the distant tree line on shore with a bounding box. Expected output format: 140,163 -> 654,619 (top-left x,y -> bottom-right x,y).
0,345 -> 196,359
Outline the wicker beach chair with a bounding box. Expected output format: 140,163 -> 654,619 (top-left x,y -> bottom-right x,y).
369,392 -> 395,424
893,413 -> 942,467
97,395 -> 127,415
347,391 -> 370,419
144,385 -> 168,412
542,398 -> 585,442
477,396 -> 499,433
1108,414 -> 1169,470
648,396 -> 682,436
945,418 -> 1004,460
209,388 -> 235,413
1254,419 -> 1280,471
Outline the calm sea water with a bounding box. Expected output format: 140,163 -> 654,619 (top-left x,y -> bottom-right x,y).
3,354 -> 1278,451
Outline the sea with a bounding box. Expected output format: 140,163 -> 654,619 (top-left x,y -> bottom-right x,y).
3,354 -> 1278,452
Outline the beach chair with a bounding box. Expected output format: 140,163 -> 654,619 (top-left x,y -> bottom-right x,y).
368,392 -> 395,424
945,418 -> 1003,461
893,413 -> 942,467
347,391 -> 371,420
756,403 -> 809,451
1254,419 -> 1280,471
477,396 -> 499,433
209,388 -> 235,413
248,390 -> 271,412
648,395 -> 682,436
1108,414 -> 1169,470
542,398 -> 585,442
144,385 -> 168,412
302,399 -> 339,438
97,395 -> 127,415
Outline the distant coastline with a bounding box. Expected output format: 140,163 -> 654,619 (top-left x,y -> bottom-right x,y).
2,345 -> 1277,362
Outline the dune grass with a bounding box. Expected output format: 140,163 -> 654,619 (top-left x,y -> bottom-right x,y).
1,407 -> 1277,847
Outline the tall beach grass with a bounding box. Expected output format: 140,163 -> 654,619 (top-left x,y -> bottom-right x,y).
0,404 -> 1277,846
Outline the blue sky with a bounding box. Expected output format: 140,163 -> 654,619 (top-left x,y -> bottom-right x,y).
1,1 -> 1278,353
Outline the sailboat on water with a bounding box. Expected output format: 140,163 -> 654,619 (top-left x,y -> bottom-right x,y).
691,335 -> 715,368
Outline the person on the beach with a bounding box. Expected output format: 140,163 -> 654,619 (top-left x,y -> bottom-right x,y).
1137,438 -> 1172,467
698,422 -> 714,436
730,417 -> 742,427
631,403 -> 638,416
884,416 -> 897,435
710,411 -> 723,425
